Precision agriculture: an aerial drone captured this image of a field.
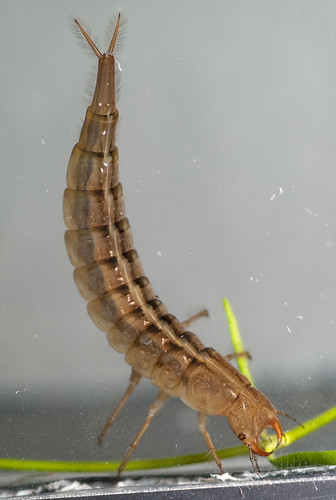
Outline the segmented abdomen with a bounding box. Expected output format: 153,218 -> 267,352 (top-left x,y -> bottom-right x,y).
63,115 -> 207,395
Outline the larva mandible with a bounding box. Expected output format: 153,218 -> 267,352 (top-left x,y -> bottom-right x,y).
63,14 -> 283,478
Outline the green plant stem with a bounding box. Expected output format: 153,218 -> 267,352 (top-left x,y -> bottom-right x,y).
0,445 -> 248,473
269,450 -> 336,468
222,298 -> 254,385
282,405 -> 336,447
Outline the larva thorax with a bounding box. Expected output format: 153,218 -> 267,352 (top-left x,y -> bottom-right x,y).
63,15 -> 283,475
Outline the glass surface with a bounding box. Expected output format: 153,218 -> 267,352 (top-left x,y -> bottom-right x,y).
0,0 -> 335,489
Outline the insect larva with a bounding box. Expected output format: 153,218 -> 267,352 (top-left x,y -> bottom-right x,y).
63,14 -> 284,477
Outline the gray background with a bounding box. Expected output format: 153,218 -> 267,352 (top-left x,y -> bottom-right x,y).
1,0 -> 335,468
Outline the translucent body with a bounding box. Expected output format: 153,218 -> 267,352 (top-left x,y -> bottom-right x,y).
63,15 -> 283,477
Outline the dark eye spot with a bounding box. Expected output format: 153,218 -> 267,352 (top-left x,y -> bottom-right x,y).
238,432 -> 246,441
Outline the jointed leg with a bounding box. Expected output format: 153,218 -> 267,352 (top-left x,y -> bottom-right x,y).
197,412 -> 223,474
224,351 -> 251,362
117,390 -> 169,478
182,309 -> 209,328
248,446 -> 261,477
98,369 -> 141,445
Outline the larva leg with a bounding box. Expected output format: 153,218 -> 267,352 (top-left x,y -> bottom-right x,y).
248,446 -> 261,476
117,390 -> 169,478
197,412 -> 223,474
98,369 -> 141,445
224,351 -> 251,361
182,308 -> 209,328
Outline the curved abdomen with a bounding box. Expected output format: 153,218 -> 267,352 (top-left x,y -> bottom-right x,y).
63,109 -> 203,398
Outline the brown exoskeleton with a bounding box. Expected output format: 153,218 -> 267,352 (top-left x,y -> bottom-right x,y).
63,14 -> 284,478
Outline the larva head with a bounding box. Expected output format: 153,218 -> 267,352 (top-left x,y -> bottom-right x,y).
227,387 -> 283,457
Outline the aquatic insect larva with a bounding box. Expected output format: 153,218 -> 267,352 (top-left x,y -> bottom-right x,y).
63,14 -> 284,477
